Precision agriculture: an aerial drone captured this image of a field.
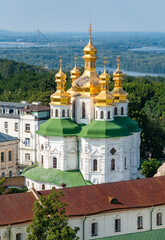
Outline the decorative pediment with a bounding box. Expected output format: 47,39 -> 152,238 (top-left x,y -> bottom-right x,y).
69,149 -> 76,153
52,147 -> 59,154
91,149 -> 99,155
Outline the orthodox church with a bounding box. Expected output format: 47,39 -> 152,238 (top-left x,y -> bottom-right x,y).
23,26 -> 141,190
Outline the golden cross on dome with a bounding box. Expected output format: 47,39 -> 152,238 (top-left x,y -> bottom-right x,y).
117,55 -> 120,69
88,24 -> 92,38
59,56 -> 62,68
74,53 -> 77,65
103,57 -> 107,71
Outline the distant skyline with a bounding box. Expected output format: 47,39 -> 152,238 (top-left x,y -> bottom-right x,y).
0,0 -> 165,32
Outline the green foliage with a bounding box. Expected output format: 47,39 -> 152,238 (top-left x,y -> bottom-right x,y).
140,159 -> 162,178
0,177 -> 5,195
27,189 -> 79,240
6,186 -> 28,194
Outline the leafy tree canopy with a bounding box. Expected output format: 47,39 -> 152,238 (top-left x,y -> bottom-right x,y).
27,189 -> 79,240
140,158 -> 162,178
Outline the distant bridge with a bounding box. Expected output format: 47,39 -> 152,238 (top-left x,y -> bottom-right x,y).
16,29 -> 49,43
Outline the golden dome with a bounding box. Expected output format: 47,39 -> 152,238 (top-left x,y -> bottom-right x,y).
110,56 -> 128,103
70,54 -> 81,81
50,58 -> 70,105
71,25 -> 100,97
95,58 -> 114,107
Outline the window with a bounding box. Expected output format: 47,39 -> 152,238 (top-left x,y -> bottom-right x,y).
16,233 -> 22,240
82,102 -> 86,119
53,157 -> 57,168
67,109 -> 69,117
93,159 -> 97,171
72,100 -> 76,118
55,109 -> 58,117
110,148 -> 116,155
62,109 -> 65,117
100,111 -> 104,119
121,107 -> 124,115
41,155 -> 44,166
2,172 -> 5,178
157,212 -> 162,226
91,222 -> 98,236
8,151 -> 12,162
5,108 -> 9,114
25,124 -> 30,132
115,218 -> 121,232
25,138 -> 30,146
25,153 -> 30,161
1,152 -> 4,163
107,111 -> 110,119
95,111 -> 98,119
42,184 -> 45,190
124,157 -> 127,169
111,159 -> 115,170
137,216 -> 143,229
41,144 -> 44,150
4,121 -> 8,132
15,122 -> 18,131
9,171 -> 12,177
114,107 -> 117,115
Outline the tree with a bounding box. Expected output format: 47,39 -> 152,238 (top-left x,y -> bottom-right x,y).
140,158 -> 162,178
0,177 -> 5,195
27,189 -> 79,240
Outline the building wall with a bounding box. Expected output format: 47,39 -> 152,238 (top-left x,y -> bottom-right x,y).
80,133 -> 140,184
37,135 -> 78,171
0,206 -> 164,240
0,140 -> 19,178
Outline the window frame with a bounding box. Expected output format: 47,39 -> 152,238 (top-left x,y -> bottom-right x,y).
115,218 -> 121,232
25,153 -> 30,161
137,216 -> 143,229
157,212 -> 162,226
25,123 -> 30,132
93,159 -> 98,171
53,157 -> 57,168
8,150 -> 12,162
1,152 -> 4,163
16,233 -> 23,240
25,138 -> 30,146
91,222 -> 98,237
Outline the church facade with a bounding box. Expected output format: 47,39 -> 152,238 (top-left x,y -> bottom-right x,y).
23,26 -> 141,190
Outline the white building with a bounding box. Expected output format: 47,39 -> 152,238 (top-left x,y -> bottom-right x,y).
23,27 -> 141,190
0,176 -> 165,240
0,101 -> 50,166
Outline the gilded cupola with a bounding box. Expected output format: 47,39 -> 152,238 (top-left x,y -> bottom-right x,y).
50,57 -> 70,105
110,56 -> 128,103
70,54 -> 81,83
72,25 -> 100,96
95,58 -> 114,106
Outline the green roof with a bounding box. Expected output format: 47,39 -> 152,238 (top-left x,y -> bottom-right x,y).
79,120 -> 131,138
115,116 -> 142,132
91,229 -> 165,240
36,118 -> 81,137
23,166 -> 92,188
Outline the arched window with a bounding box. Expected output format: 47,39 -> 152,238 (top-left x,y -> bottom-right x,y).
67,109 -> 69,117
93,159 -> 97,171
82,102 -> 86,119
53,157 -> 57,168
41,144 -> 44,150
62,109 -> 65,117
114,107 -> 117,115
111,159 -> 115,170
95,111 -> 98,119
16,233 -> 23,240
91,222 -> 98,236
41,155 -> 44,166
42,184 -> 45,190
100,111 -> 104,119
55,109 -> 58,117
124,157 -> 127,169
137,216 -> 143,229
157,212 -> 162,226
72,100 -> 76,118
115,218 -> 121,232
121,107 -> 124,115
107,111 -> 110,119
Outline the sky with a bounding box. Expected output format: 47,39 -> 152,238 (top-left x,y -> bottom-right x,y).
0,0 -> 165,32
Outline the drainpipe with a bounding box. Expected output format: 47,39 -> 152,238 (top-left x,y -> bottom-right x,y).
76,137 -> 79,170
150,207 -> 154,231
8,225 -> 12,240
83,216 -> 87,240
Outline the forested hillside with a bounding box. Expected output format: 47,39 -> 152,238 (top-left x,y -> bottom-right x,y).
0,59 -> 164,160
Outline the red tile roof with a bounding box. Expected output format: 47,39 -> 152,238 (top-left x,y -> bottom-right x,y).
1,176 -> 165,226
